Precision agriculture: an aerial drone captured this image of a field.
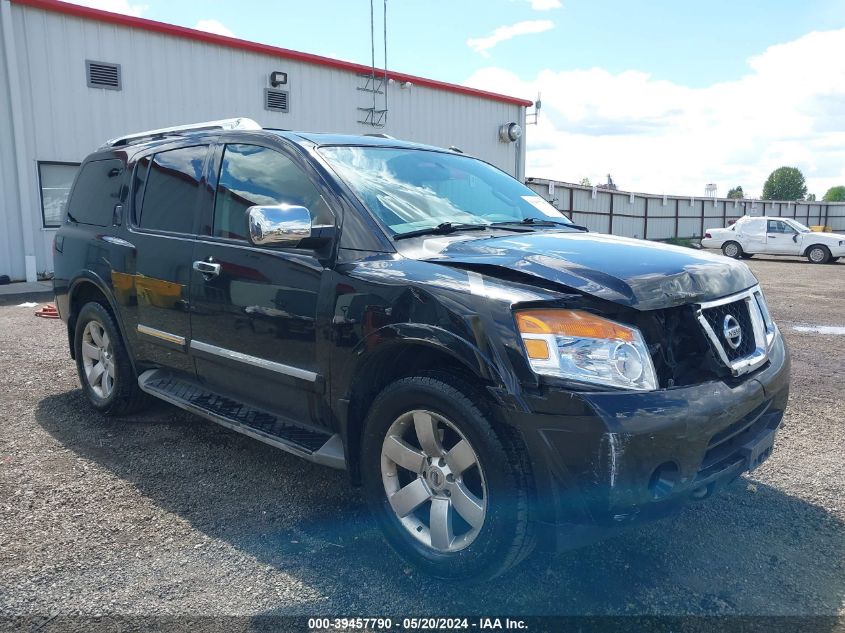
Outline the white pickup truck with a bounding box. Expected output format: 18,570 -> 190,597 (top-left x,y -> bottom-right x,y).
702,216 -> 845,264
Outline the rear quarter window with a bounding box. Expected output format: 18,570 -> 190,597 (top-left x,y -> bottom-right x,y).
65,159 -> 126,226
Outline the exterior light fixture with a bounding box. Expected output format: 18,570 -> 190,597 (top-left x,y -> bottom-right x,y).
270,71 -> 288,87
498,122 -> 522,143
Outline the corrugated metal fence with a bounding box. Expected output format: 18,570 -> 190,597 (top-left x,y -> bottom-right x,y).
525,178 -> 845,240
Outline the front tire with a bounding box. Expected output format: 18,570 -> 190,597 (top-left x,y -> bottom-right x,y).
806,245 -> 831,264
361,374 -> 534,580
722,241 -> 742,259
74,301 -> 149,416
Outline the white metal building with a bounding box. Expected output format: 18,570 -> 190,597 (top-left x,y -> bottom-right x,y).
0,0 -> 530,281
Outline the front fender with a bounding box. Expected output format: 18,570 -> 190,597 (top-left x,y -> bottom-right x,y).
338,322 -> 507,396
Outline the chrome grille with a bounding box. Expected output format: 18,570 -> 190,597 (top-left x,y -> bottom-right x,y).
700,299 -> 755,361
696,286 -> 773,377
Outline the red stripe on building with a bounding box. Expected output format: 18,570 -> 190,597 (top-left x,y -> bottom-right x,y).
11,0 -> 533,107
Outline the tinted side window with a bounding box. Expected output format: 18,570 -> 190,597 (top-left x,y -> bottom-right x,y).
66,159 -> 125,226
138,146 -> 207,234
132,156 -> 150,225
213,144 -> 333,240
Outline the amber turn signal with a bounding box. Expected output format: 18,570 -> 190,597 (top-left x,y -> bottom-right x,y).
515,309 -> 635,342
523,338 -> 550,359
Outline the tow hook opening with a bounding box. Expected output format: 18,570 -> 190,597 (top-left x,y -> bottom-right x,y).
689,484 -> 712,500
648,462 -> 680,500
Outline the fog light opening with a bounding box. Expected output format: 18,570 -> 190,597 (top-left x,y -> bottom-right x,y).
648,462 -> 680,500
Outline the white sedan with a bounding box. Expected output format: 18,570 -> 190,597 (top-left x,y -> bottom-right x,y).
702,216 -> 845,264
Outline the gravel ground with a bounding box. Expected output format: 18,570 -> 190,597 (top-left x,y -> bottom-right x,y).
0,255 -> 843,621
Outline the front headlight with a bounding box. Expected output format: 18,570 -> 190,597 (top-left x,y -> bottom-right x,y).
515,309 -> 658,391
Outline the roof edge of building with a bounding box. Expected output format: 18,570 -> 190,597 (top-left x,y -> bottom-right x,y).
11,0 -> 534,108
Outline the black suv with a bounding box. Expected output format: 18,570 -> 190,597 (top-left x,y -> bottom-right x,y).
53,118 -> 790,580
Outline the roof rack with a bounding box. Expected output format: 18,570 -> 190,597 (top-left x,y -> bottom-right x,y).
104,117 -> 262,147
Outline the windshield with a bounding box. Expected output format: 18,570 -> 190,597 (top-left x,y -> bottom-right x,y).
318,146 -> 572,235
784,218 -> 811,233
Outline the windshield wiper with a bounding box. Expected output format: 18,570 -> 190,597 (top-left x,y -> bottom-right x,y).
492,218 -> 590,231
393,222 -> 491,240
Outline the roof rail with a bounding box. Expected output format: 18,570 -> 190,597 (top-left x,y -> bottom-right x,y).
104,117 -> 262,147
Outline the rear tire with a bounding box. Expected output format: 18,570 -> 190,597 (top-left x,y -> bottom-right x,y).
360,374 -> 534,580
74,301 -> 149,416
722,241 -> 742,259
806,245 -> 831,264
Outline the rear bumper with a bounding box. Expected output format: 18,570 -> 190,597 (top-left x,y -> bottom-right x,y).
503,332 -> 790,550
699,238 -> 722,249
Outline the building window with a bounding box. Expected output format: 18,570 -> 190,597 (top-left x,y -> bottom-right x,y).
38,162 -> 79,228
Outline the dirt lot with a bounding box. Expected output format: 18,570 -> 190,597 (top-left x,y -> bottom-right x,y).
1,255 -> 843,621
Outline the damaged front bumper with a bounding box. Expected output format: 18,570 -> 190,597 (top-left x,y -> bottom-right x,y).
504,332 -> 790,551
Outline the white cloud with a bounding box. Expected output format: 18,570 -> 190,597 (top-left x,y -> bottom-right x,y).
193,19 -> 235,37
60,0 -> 147,16
467,20 -> 554,57
466,28 -> 845,199
528,0 -> 562,10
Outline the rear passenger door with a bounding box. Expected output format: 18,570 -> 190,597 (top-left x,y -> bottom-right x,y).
738,218 -> 766,253
127,144 -> 210,374
188,142 -> 336,429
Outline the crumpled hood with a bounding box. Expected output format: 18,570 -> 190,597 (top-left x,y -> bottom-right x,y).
407,231 -> 759,310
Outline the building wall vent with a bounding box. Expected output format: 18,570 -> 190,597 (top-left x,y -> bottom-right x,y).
265,88 -> 289,113
86,61 -> 122,90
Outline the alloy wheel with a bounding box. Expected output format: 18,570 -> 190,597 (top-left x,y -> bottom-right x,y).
380,410 -> 487,553
81,320 -> 115,399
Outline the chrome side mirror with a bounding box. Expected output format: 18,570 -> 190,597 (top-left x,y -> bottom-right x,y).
247,205 -> 312,248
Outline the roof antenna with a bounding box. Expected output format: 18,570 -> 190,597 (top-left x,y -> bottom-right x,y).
358,0 -> 388,127
527,92 -> 542,125
383,0 -> 388,124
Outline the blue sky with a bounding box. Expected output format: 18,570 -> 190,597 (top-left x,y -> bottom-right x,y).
105,0 -> 845,88
73,0 -> 845,197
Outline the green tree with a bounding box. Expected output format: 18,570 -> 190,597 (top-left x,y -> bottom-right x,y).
822,186 -> 845,202
727,186 -> 744,199
579,177 -> 592,187
761,167 -> 807,200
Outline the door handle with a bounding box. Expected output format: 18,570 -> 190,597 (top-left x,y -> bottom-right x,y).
193,260 -> 221,279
